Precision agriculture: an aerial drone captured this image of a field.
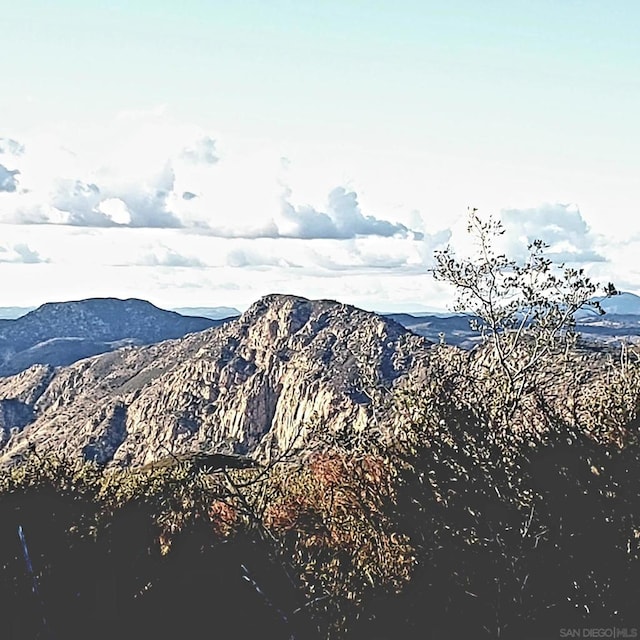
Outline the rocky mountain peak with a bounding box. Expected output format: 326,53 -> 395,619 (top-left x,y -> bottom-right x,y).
0,295 -> 432,468
240,293 -> 410,349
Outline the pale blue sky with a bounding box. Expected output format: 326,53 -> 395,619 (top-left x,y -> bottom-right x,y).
6,1 -> 639,141
1,1 -> 639,310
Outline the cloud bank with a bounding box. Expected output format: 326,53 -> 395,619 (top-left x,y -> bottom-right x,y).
0,115 -> 617,311
0,120 -> 419,240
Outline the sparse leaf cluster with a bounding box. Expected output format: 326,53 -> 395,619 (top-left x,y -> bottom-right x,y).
432,208 -> 617,421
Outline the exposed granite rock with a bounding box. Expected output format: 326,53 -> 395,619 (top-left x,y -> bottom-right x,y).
0,364 -> 54,446
0,294 -> 432,468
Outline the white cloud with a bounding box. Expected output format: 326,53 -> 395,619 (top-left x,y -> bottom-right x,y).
0,164 -> 20,192
276,187 -> 414,240
500,203 -> 605,263
446,203 -> 605,267
137,247 -> 206,268
98,198 -> 131,225
181,136 -> 218,165
0,138 -> 25,156
0,117 -> 420,240
0,113 -> 626,311
0,243 -> 48,264
50,179 -> 107,226
225,247 -> 297,268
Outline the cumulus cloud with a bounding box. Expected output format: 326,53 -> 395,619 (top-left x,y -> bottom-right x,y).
0,243 -> 48,264
277,187 -> 416,240
0,119 -> 421,241
181,136 -> 218,164
500,203 -> 604,263
195,187 -> 417,240
415,228 -> 453,266
45,166 -> 182,228
328,187 -> 415,238
98,198 -> 131,225
0,138 -> 25,156
50,179 -> 109,225
0,164 -> 20,192
0,121 -> 197,228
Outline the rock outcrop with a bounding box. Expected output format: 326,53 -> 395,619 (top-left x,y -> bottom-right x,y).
0,295 -> 432,467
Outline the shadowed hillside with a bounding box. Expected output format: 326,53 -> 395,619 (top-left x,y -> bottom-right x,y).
0,297 -> 221,377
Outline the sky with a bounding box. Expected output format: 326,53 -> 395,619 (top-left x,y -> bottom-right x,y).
1,1 -> 639,312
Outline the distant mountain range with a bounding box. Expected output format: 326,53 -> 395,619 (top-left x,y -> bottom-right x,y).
0,293 -> 639,379
0,298 -> 222,377
576,291 -> 640,316
171,306 -> 241,320
386,313 -> 640,349
387,292 -> 640,348
0,306 -> 36,319
0,304 -> 241,321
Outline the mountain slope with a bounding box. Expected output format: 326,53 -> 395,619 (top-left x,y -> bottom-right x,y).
0,298 -> 221,376
0,295 -> 432,467
172,306 -> 241,320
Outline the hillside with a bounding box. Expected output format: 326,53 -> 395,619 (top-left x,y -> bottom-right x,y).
0,294 -> 432,467
0,297 -> 221,377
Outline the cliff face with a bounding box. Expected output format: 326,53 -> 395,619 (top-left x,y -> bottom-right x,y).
0,295 -> 432,467
0,298 -> 221,377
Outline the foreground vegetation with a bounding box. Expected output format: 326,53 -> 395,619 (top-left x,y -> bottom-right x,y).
1,211 -> 638,639
2,340 -> 639,640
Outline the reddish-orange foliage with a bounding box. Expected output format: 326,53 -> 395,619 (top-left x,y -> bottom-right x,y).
263,496 -> 304,533
264,449 -> 395,545
308,451 -> 347,489
309,450 -> 393,494
208,499 -> 237,537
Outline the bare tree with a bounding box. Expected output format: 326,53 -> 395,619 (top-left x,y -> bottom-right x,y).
431,208 -> 617,419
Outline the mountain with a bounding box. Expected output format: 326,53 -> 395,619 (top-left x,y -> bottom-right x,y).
0,294 -> 431,467
0,306 -> 36,319
0,298 -> 223,377
172,306 -> 241,320
384,313 -> 482,348
573,291 -> 640,318
387,292 -> 640,347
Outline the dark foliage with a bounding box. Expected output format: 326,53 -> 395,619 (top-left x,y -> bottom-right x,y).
1,343 -> 640,640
